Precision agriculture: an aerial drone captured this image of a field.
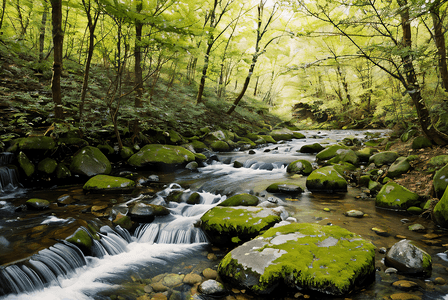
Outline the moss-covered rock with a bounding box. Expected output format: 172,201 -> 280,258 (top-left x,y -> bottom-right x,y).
203,130 -> 227,145
113,213 -> 133,231
411,136 -> 432,150
375,182 -> 420,210
316,144 -> 349,161
210,140 -> 230,152
128,202 -> 170,222
286,159 -> 313,175
97,143 -> 114,155
369,151 -> 399,167
17,151 -> 34,177
270,128 -> 295,141
433,163 -> 448,198
37,157 -> 58,174
266,182 -> 304,194
429,155 -> 448,169
18,136 -> 56,151
66,227 -> 93,255
26,198 -> 50,210
218,223 -> 375,296
70,146 -> 112,177
328,149 -> 359,165
433,188 -> 448,228
306,166 -> 348,193
120,146 -> 134,159
58,137 -> 89,148
387,157 -> 411,178
400,129 -> 418,142
56,163 -> 71,179
187,192 -> 201,205
168,129 -> 185,144
293,132 -> 305,139
128,144 -> 195,168
260,135 -> 276,143
167,190 -> 183,203
299,143 -> 324,153
83,175 -> 135,193
219,193 -> 259,206
355,147 -> 376,162
189,140 -> 208,152
200,206 -> 281,246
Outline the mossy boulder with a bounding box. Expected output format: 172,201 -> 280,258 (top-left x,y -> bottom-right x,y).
218,223 -> 375,296
299,143 -> 324,153
113,214 -> 133,231
375,182 -> 420,210
56,164 -> 71,179
128,202 -> 170,222
260,135 -> 276,143
293,132 -> 305,139
266,182 -> 304,194
433,163 -> 448,198
97,143 -> 114,155
387,157 -> 411,178
219,193 -> 259,206
286,159 -> 313,175
200,206 -> 282,246
128,144 -> 195,169
26,198 -> 50,210
37,158 -> 58,174
210,140 -> 230,152
120,146 -> 134,159
316,144 -> 349,161
400,129 -> 418,142
429,155 -> 448,169
168,129 -> 185,144
187,192 -> 201,205
355,147 -> 376,162
369,151 -> 399,167
70,146 -> 112,177
433,188 -> 448,228
58,137 -> 89,148
18,136 -> 56,151
306,166 -> 348,193
270,128 -> 295,141
83,175 -> 135,193
328,149 -> 359,165
17,151 -> 34,177
411,136 -> 432,150
189,140 -> 208,152
66,227 -> 93,255
203,130 -> 227,145
385,239 -> 431,276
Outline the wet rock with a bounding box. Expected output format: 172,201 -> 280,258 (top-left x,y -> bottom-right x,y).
129,202 -> 170,222
392,280 -> 418,291
37,157 -> 58,174
375,182 -> 420,210
18,136 -> 56,151
316,144 -> 349,161
185,161 -> 199,171
219,193 -> 259,206
151,281 -> 169,292
388,157 -> 411,178
203,268 -> 218,280
113,213 -> 133,230
433,188 -> 448,228
266,182 -> 304,194
163,274 -> 184,287
369,151 -> 399,167
385,239 -> 432,276
183,273 -> 202,285
306,166 -> 348,193
286,159 -> 313,175
328,149 -> 359,165
211,140 -> 230,152
299,143 -> 324,153
218,223 -> 375,296
371,227 -> 390,237
270,128 -> 295,141
433,164 -> 448,198
26,198 -> 50,210
56,163 -> 71,179
189,140 -> 208,152
128,144 -> 195,168
434,277 -> 446,285
70,146 -> 112,176
233,160 -> 243,168
411,136 -> 432,150
200,206 -> 281,246
355,147 -> 376,163
187,192 -> 201,205
407,206 -> 423,215
389,292 -> 421,300
344,210 -> 364,218
198,279 -> 227,296
83,175 -> 135,193
66,227 -> 93,255
408,224 -> 425,232
260,135 -> 276,143
379,247 -> 387,254
385,267 -> 398,274
17,151 -> 34,177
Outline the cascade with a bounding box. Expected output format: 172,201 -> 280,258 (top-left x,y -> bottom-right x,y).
0,152 -> 21,193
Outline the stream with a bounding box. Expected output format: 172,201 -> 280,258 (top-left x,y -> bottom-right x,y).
0,129 -> 448,300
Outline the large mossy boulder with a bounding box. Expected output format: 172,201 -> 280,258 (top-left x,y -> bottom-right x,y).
270,128 -> 295,141
411,136 -> 432,150
37,158 -> 58,174
369,151 -> 398,167
70,146 -> 112,177
18,136 -> 56,151
328,149 -> 359,165
375,182 -> 420,210
17,151 -> 34,177
306,166 -> 348,193
433,163 -> 448,198
286,159 -> 313,175
299,143 -> 324,153
385,239 -> 432,276
83,175 -> 135,193
218,223 -> 375,296
219,193 -> 259,206
66,227 -> 93,255
387,157 -> 411,178
266,182 -> 304,194
200,206 -> 282,246
128,144 -> 195,169
433,187 -> 448,228
315,144 -> 349,161
210,140 -> 230,152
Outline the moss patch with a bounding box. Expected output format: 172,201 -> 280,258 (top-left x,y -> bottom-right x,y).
219,193 -> 259,206
375,182 -> 420,210
128,144 -> 195,167
83,175 -> 135,193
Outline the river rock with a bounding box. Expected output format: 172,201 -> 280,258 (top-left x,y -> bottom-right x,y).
189,140 -> 208,152
369,151 -> 399,167
128,202 -> 170,222
316,144 -> 349,161
344,210 -> 364,218
186,192 -> 201,205
260,135 -> 276,143
355,147 -> 376,162
408,224 -> 425,232
306,166 -> 348,193
198,279 -> 226,296
433,187 -> 448,228
113,213 -> 133,230
26,198 -> 50,210
270,128 -> 295,141
210,140 -> 230,152
163,274 -> 184,287
56,163 -> 71,179
17,151 -> 34,177
328,149 -> 359,165
299,143 -> 324,153
37,157 -> 58,174
385,239 -> 432,276
375,182 -> 420,210
128,144 -> 195,169
411,136 -> 432,150
66,227 -> 93,255
70,146 -> 112,176
387,157 -> 411,178
200,206 -> 282,246
286,159 -> 313,175
392,280 -> 419,291
18,136 -> 56,151
83,175 -> 135,193
183,273 -> 202,285
266,182 -> 304,194
429,155 -> 448,169
218,223 -> 375,296
219,193 -> 259,206
120,146 -> 134,159
433,163 -> 448,198
185,161 -> 199,171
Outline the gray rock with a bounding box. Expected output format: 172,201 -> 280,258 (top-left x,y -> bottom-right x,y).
198,279 -> 226,295
70,146 -> 111,177
385,239 -> 432,276
344,210 -> 364,218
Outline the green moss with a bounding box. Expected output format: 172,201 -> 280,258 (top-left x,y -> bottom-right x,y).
375,182 -> 420,209
18,151 -> 34,177
316,145 -> 349,161
37,158 -> 58,174
194,153 -> 207,161
128,144 -> 195,167
186,192 -> 201,205
67,227 -> 93,250
83,175 -> 135,191
261,135 -> 276,143
189,140 -> 208,152
286,159 -> 313,175
219,193 -> 259,206
210,140 -> 230,151
306,166 -> 348,193
19,136 -> 56,151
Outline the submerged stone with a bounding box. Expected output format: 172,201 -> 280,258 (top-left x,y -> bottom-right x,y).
218,223 -> 375,296
306,166 -> 348,193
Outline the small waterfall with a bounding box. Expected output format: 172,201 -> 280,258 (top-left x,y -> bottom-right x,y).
0,152 -> 22,194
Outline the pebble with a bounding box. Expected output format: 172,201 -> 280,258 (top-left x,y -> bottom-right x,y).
372,227 -> 390,237
162,273 -> 184,287
408,224 -> 426,232
392,280 -> 418,291
434,277 -> 446,285
203,268 -> 218,280
143,285 -> 153,293
389,292 -> 421,300
198,279 -> 226,295
323,208 -> 331,212
150,282 -> 169,292
385,267 -> 398,274
207,253 -> 218,261
379,247 -> 387,254
344,210 -> 364,218
183,273 -> 202,285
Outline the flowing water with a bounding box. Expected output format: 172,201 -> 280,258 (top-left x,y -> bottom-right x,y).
0,130 -> 448,300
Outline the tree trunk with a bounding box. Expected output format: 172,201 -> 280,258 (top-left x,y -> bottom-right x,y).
0,0 -> 6,31
39,1 -> 48,62
398,0 -> 448,145
430,3 -> 448,91
51,0 -> 64,120
196,43 -> 212,104
227,55 -> 257,115
133,1 -> 143,140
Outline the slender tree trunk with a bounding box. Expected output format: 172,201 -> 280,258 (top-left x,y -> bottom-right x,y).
227,54 -> 257,115
430,4 -> 448,91
51,0 -> 63,120
132,1 -> 143,141
398,0 -> 448,145
196,43 -> 213,104
0,0 -> 6,31
39,1 -> 48,62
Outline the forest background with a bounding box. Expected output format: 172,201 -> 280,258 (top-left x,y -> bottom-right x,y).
1,0 -> 448,148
